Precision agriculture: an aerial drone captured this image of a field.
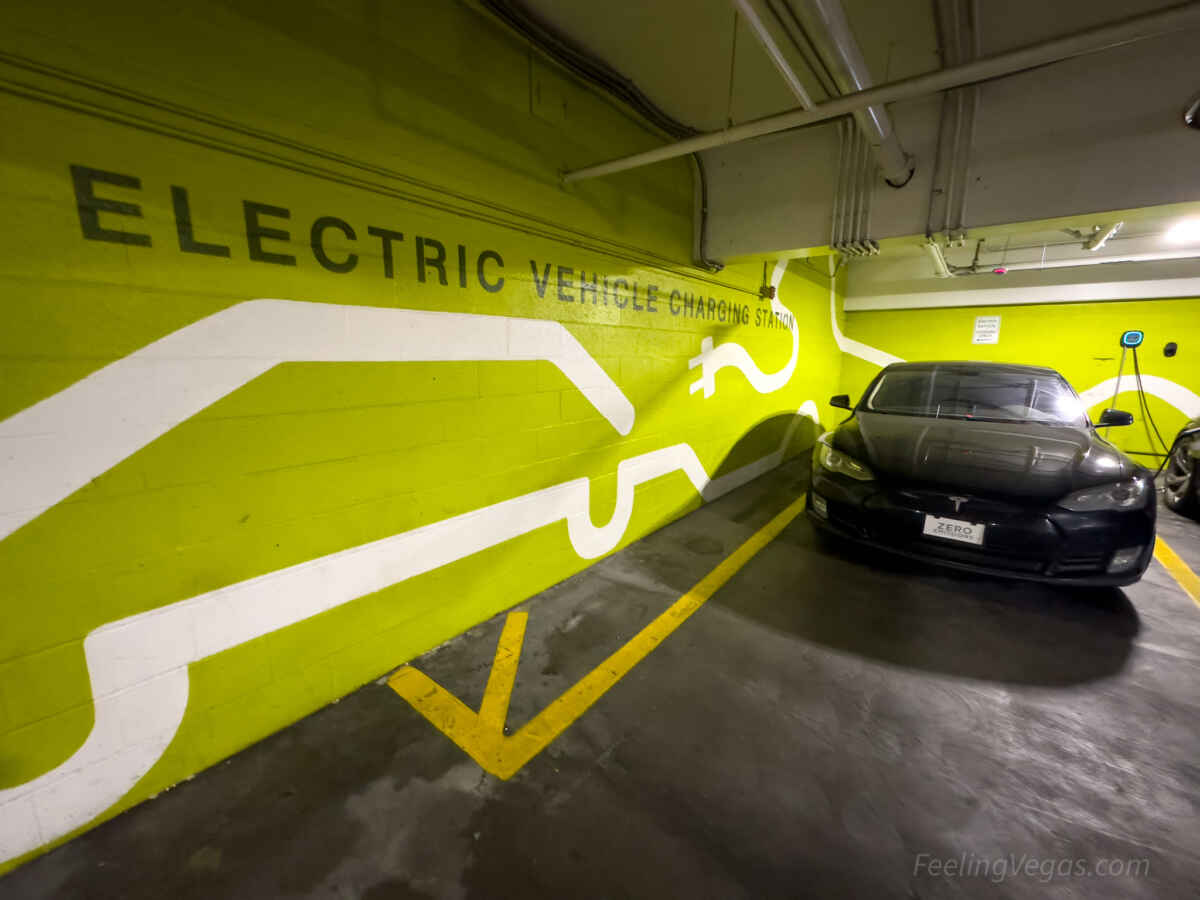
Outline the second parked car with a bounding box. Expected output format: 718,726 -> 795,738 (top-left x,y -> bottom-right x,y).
1164,416 -> 1200,516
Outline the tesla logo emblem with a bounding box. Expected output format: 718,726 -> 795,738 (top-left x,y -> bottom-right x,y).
947,496 -> 969,512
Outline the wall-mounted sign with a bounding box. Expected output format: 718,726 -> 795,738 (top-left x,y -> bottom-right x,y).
972,315 -> 1001,345
67,165 -> 790,332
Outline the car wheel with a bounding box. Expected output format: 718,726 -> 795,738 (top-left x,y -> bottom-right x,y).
1163,441 -> 1199,515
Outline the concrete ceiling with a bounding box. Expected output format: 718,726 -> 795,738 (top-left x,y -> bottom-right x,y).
845,202 -> 1200,308
516,0 -> 1200,305
520,0 -> 938,132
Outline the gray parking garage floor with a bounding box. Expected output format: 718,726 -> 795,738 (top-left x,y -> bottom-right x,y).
2,460 -> 1199,899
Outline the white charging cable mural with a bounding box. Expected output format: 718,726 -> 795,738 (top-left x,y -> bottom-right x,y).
0,298 -> 818,864
688,259 -> 800,397
1079,375 -> 1200,418
0,301 -> 635,544
826,256 -> 903,368
825,256 -> 1200,417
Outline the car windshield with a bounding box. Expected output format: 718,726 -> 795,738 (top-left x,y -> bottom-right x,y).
864,367 -> 1088,426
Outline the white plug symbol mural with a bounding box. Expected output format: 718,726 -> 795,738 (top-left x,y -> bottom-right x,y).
0,273 -> 821,864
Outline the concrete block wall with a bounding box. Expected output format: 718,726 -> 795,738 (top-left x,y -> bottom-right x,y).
839,297 -> 1200,458
0,0 -> 845,869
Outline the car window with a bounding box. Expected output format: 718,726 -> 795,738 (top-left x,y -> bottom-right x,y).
865,368 -> 1088,426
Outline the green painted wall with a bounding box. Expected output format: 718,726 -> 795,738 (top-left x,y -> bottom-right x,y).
0,0 -> 844,870
840,298 -> 1200,458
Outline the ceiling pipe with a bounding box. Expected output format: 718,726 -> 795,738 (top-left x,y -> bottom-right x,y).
788,0 -> 913,187
844,122 -> 863,249
561,2 -> 1200,184
853,126 -> 873,252
929,0 -> 980,240
835,120 -> 854,248
931,230 -> 1200,275
988,248 -> 1200,273
1085,221 -> 1124,251
732,1 -> 881,253
924,239 -> 954,278
732,0 -> 816,109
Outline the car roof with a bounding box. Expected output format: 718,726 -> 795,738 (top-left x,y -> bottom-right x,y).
880,361 -> 1062,376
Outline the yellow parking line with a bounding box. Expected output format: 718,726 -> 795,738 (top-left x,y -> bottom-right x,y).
477,611 -> 526,734
1154,537 -> 1200,609
390,492 -> 807,778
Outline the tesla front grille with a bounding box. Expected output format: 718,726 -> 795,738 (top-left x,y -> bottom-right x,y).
910,540 -> 1046,574
1053,553 -> 1109,575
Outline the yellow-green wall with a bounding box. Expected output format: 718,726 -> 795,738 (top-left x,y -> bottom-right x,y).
0,0 -> 844,870
7,0 -> 1194,872
841,298 -> 1200,458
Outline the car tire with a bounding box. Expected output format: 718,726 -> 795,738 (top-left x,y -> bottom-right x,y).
1163,440 -> 1199,516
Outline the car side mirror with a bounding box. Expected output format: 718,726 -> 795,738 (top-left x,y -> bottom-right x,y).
830,394 -> 852,410
1096,408 -> 1134,427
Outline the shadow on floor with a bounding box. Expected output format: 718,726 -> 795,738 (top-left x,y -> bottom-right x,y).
713,501 -> 1140,688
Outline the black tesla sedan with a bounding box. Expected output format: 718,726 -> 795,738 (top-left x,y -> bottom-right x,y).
808,361 -> 1156,586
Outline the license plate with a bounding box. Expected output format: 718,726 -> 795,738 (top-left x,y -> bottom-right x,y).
922,515 -> 985,545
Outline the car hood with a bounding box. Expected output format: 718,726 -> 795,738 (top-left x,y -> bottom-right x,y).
834,412 -> 1139,501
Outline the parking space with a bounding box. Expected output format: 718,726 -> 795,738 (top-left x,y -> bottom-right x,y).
3,461 -> 1199,899
1157,499 -> 1200,604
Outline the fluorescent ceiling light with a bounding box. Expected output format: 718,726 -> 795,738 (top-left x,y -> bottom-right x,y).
1165,219 -> 1200,244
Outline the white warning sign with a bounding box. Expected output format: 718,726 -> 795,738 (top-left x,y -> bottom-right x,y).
972,315 -> 1001,345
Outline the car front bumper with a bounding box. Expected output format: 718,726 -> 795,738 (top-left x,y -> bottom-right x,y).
808,470 -> 1156,587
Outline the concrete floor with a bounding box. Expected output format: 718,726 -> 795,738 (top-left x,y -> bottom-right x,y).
3,460 -> 1200,899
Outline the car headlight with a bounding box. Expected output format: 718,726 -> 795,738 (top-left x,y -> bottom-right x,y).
815,433 -> 874,481
1057,477 -> 1150,512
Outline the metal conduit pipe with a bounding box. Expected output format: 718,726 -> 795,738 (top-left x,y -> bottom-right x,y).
737,0 -> 869,255
561,2 -> 1200,183
840,122 -> 856,246
851,126 -> 880,255
839,120 -> 854,247
975,248 -> 1200,273
733,0 -> 817,109
732,0 -> 878,255
843,122 -> 862,249
830,120 -> 848,248
858,128 -> 872,249
849,127 -> 859,254
789,0 -> 914,187
860,128 -> 875,251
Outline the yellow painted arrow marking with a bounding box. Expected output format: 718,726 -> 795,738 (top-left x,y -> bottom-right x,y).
388,493 -> 807,778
